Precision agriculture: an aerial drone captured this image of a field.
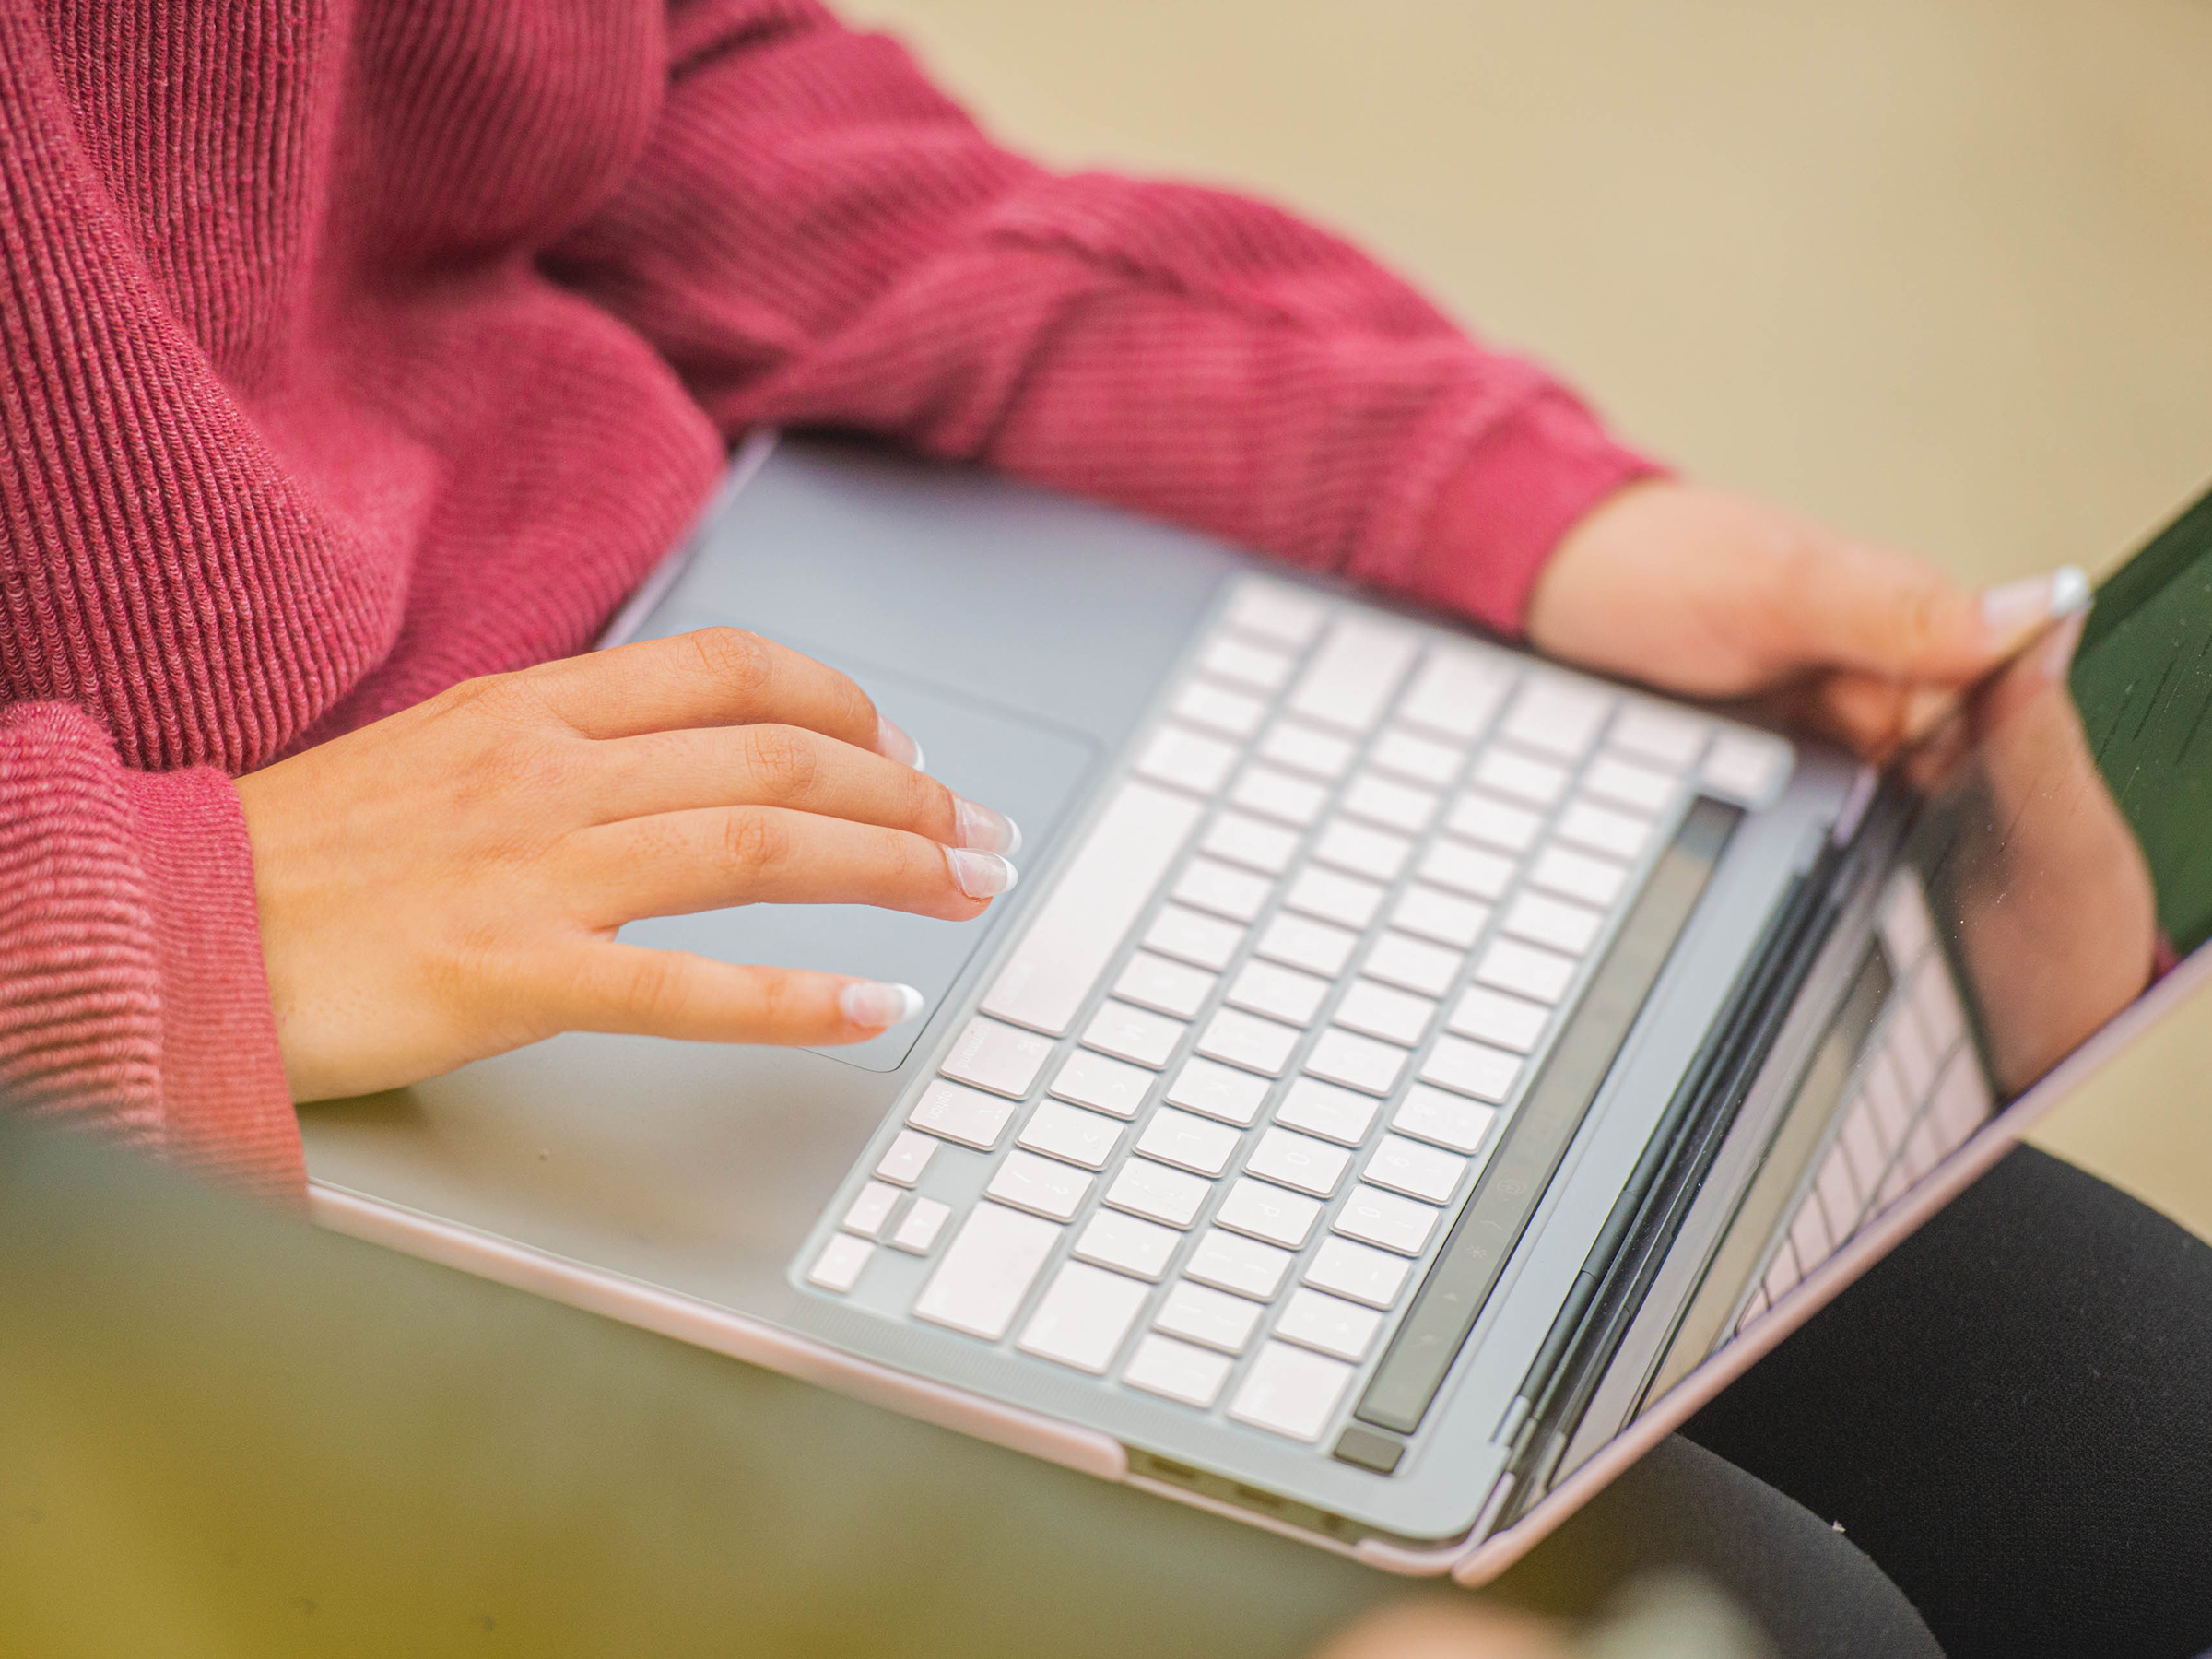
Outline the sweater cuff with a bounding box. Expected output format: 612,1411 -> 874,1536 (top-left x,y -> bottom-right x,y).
126,766 -> 304,1202
1411,385 -> 1667,639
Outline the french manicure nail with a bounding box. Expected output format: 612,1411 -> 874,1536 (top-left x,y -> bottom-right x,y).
1982,565 -> 2090,645
876,714 -> 924,771
839,981 -> 926,1029
953,796 -> 1024,855
945,847 -> 1018,899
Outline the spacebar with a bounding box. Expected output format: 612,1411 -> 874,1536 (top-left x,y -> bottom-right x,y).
980,780 -> 1204,1037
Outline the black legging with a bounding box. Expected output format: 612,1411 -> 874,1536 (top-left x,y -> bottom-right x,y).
1491,1146 -> 2212,1659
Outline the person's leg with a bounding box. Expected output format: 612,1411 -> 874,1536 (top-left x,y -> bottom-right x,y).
1685,1145 -> 2212,1659
1489,1433 -> 1945,1659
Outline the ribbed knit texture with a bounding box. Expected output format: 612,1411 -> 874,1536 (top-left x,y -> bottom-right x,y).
0,0 -> 1656,1194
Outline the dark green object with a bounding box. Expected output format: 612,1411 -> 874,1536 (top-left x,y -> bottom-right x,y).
2072,481 -> 2212,953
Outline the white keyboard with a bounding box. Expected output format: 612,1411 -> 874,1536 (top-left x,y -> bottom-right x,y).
805,577 -> 1794,1447
1734,870 -> 1992,1334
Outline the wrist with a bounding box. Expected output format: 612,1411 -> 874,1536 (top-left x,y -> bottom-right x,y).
1416,386 -> 1666,638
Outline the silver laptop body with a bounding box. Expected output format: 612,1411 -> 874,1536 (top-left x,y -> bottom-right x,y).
300,434 -> 2209,1571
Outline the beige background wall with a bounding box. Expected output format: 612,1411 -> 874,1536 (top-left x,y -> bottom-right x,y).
849,0 -> 2212,1236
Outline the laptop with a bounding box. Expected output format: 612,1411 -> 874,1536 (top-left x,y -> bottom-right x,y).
300,433 -> 2212,1581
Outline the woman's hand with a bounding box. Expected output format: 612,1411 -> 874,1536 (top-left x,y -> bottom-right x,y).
1526,481 -> 2088,758
234,629 -> 1021,1103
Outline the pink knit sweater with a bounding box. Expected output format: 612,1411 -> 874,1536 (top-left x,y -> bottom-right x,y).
0,0 -> 1654,1197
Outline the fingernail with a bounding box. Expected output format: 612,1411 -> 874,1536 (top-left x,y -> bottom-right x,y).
953,796 -> 1024,855
839,981 -> 926,1029
945,847 -> 1018,899
1982,565 -> 2090,645
876,714 -> 924,771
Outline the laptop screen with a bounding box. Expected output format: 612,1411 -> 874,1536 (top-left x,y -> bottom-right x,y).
1893,483 -> 2212,1103
2070,488 -> 2212,954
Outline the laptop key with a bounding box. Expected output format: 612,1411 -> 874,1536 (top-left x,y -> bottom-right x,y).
1185,1228 -> 1295,1300
1230,762 -> 1328,826
1285,866 -> 1385,930
1501,891 -> 1604,956
1258,720 -> 1357,781
1155,1279 -> 1265,1353
1447,985 -> 1549,1053
1406,1043 -> 1511,1136
1500,675 -> 1611,759
938,1017 -> 1055,1098
1223,581 -> 1328,649
1390,885 -> 1488,949
1303,1237 -> 1411,1310
1245,1126 -> 1352,1198
1445,791 -> 1541,853
889,1196 -> 951,1254
1172,855 -> 1274,923
907,1079 -> 1018,1150
1018,1100 -> 1126,1171
1474,937 -> 1576,1005
1195,1006 -> 1301,1077
1198,635 -> 1295,692
1135,724 -> 1238,795
1369,727 -> 1461,786
1362,1135 -> 1467,1204
807,1233 -> 874,1293
1104,1158 -> 1211,1228
1074,1209 -> 1181,1281
1225,959 -> 1332,1028
1112,951 -> 1217,1020
1050,1050 -> 1155,1118
1416,837 -> 1514,900
1361,933 -> 1462,997
1143,903 -> 1246,971
1230,1342 -> 1355,1441
1201,809 -> 1301,875
1083,999 -> 1185,1068
1134,1108 -> 1242,1178
912,1202 -> 1063,1339
1272,1076 -> 1381,1147
1396,643 -> 1512,741
1391,1086 -> 1496,1155
1333,1184 -> 1440,1256
1216,1178 -> 1324,1249
980,780 -> 1202,1038
874,1129 -> 937,1187
1018,1261 -> 1152,1374
1303,1028 -> 1407,1096
986,1149 -> 1094,1221
1274,1288 -> 1383,1363
1172,678 -> 1267,739
1286,617 -> 1420,735
1332,980 -> 1437,1047
1254,912 -> 1359,977
1164,1055 -> 1272,1125
1122,1334 -> 1233,1407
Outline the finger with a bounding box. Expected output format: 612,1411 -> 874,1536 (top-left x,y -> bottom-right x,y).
583,724 -> 1019,850
1783,538 -> 2089,686
559,806 -> 1018,927
510,628 -> 920,759
539,946 -> 928,1045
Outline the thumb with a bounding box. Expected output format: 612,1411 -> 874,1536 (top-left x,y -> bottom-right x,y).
1790,540 -> 2090,685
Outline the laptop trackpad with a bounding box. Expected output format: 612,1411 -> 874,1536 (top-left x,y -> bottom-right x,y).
614,640 -> 1100,1071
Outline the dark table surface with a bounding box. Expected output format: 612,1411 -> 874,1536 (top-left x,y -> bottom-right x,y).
0,1116 -> 1465,1659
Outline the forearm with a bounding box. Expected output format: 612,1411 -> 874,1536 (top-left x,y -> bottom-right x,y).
0,702 -> 300,1197
550,0 -> 1655,634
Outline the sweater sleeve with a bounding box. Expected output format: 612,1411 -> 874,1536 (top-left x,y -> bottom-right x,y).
0,703 -> 300,1199
545,0 -> 1661,637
